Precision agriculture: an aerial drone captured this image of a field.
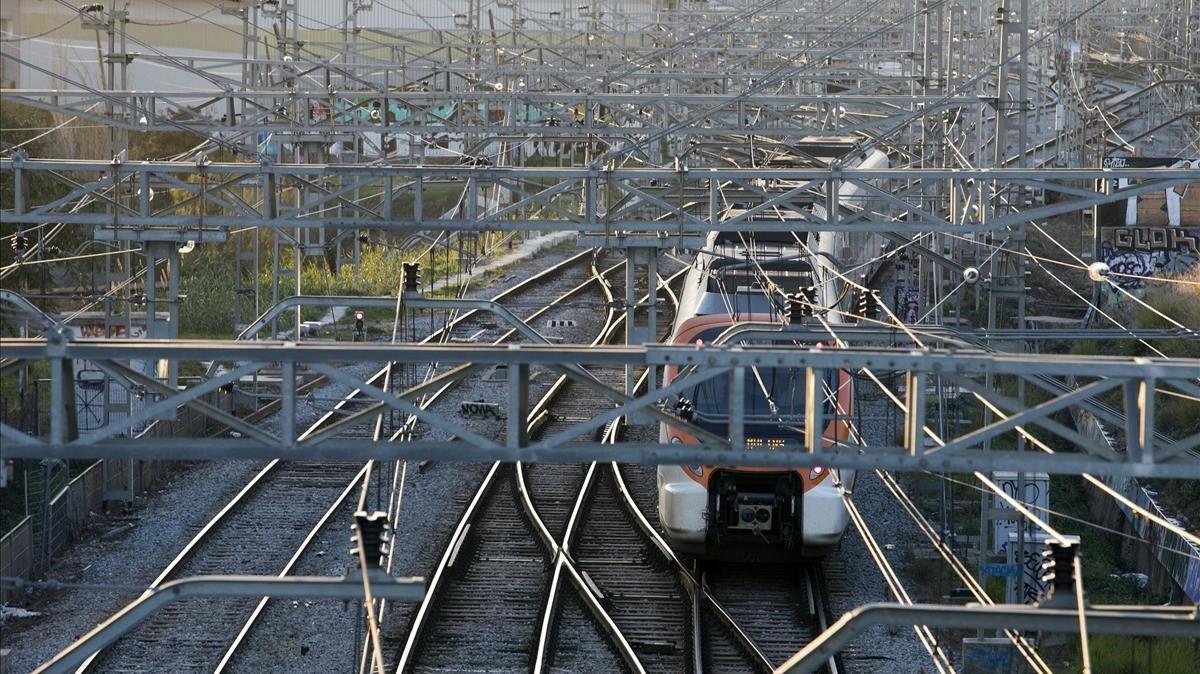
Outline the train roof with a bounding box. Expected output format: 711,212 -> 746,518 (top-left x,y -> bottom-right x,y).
709,256 -> 813,273
710,230 -> 807,247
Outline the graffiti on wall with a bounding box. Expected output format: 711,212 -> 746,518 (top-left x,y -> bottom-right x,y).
1099,226 -> 1200,291
1098,156 -> 1199,294
991,471 -> 1050,555
894,287 -> 921,324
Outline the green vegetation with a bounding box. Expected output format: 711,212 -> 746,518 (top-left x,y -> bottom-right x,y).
177,228 -> 517,336
1073,635 -> 1200,674
1047,474 -> 1168,605
1069,266 -> 1200,441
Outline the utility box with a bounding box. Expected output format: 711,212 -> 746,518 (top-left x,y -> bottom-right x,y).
1006,531 -> 1052,605
1006,533 -> 1081,605
991,471 -> 1050,555
962,638 -> 1034,674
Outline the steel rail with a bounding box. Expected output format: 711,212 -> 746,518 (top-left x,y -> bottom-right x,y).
802,565 -> 840,674
213,463 -> 372,672
524,255 -> 644,674
609,457 -> 775,672
62,247 -> 600,673
874,469 -> 1053,674
527,266 -> 782,674
395,254 -> 622,671
363,253 -> 626,670
31,575 -> 426,674
211,251 -> 619,673
298,246 -> 598,437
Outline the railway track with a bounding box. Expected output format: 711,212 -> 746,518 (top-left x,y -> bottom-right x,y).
698,563 -> 834,672
398,261 -> 823,674
613,457 -> 841,674
392,252 -> 633,671
526,270 -> 689,673
69,248 -> 612,673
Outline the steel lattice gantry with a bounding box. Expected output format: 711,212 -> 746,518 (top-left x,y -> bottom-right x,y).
4,158 -> 1198,241
3,334 -> 1197,479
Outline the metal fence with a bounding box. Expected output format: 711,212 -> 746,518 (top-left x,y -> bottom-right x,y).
0,517 -> 33,603
43,462 -> 106,565
1074,408 -> 1200,604
0,387 -> 233,594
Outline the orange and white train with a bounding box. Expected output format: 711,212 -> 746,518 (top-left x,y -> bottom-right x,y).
657,142 -> 889,560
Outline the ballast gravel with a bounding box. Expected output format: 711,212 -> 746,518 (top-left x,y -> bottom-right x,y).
2,238 -> 583,673
1,458 -> 264,673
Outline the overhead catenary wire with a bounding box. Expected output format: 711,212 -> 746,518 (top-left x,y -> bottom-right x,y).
719,188 -> 1188,672
924,472 -> 1200,564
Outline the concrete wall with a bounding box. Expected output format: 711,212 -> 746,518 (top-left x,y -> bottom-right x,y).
1073,408 -> 1200,604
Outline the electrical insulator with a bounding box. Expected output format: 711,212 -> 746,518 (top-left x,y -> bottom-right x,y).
11,235 -> 29,255
402,262 -> 421,293
787,287 -> 816,324
358,233 -> 370,244
351,511 -> 391,568
786,293 -> 804,324
799,285 -> 817,308
676,397 -> 695,422
855,289 -> 879,321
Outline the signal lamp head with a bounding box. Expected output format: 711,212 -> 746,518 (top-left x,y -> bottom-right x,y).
402,262 -> 422,293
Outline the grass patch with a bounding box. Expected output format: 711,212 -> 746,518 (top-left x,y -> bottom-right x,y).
178,229 -> 513,337
1063,635 -> 1199,674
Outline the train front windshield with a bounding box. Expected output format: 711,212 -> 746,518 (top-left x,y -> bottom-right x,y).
691,367 -> 807,423
678,325 -> 840,438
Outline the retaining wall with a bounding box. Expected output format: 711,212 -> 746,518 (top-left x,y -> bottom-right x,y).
1073,408 -> 1200,603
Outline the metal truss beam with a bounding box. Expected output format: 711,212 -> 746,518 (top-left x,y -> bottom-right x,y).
4,160 -> 1195,239
0,89 -> 977,138
776,602 -> 1200,674
3,337 -> 1195,478
3,573 -> 424,674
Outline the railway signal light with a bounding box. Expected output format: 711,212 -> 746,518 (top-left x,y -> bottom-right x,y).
353,310 -> 365,341
351,511 -> 391,568
855,289 -> 879,322
402,261 -> 421,293
1040,538 -> 1081,607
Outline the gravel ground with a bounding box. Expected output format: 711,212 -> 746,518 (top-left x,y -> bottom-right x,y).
0,459 -> 262,673
225,241 -> 611,671
825,470 -> 943,674
0,235 -> 586,673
